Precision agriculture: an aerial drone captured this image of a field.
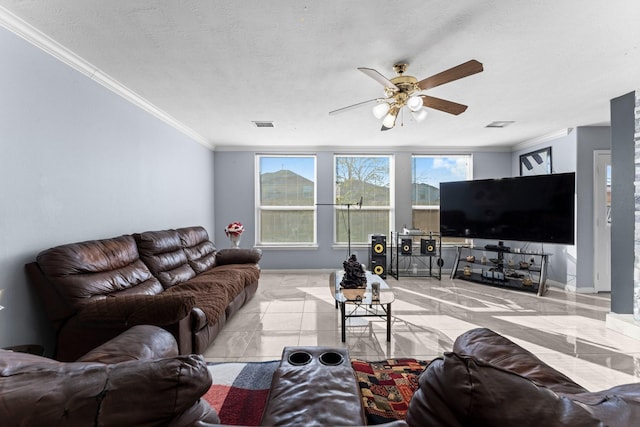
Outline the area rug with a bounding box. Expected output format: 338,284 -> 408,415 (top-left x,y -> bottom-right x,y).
352,358 -> 431,425
204,361 -> 279,426
204,358 -> 430,426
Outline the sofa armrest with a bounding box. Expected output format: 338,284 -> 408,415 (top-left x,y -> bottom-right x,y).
215,248 -> 262,265
77,325 -> 178,364
78,293 -> 197,328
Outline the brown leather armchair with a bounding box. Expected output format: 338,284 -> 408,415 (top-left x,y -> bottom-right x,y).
0,325 -> 220,426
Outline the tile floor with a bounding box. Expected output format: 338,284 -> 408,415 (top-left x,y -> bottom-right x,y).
202,269 -> 640,391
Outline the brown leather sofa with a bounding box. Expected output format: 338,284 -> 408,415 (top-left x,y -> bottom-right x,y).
0,325 -> 220,426
406,327 -> 640,427
26,226 -> 261,361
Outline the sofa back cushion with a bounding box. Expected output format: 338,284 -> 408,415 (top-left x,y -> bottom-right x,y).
134,229 -> 196,288
453,328 -> 588,395
176,226 -> 217,274
36,235 -> 163,310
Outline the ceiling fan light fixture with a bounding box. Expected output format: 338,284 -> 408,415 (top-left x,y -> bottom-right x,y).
407,95 -> 423,112
411,108 -> 428,122
372,102 -> 390,119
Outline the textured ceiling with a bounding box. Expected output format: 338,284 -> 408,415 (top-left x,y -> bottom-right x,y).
1,1 -> 639,150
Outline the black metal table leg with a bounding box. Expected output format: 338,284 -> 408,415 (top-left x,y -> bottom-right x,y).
386,303 -> 391,342
340,301 -> 346,342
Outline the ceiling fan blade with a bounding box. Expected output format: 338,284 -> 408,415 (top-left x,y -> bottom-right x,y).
417,59 -> 483,91
421,95 -> 468,115
329,98 -> 383,115
358,67 -> 399,90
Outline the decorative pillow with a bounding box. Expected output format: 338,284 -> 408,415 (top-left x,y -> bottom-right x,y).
352,358 -> 429,425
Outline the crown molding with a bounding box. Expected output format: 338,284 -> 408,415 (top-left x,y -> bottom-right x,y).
0,7 -> 214,151
512,128 -> 573,152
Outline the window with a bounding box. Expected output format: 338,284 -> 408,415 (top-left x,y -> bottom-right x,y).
334,155 -> 393,245
257,155 -> 316,245
412,155 -> 471,242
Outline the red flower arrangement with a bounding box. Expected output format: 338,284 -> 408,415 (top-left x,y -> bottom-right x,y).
224,221 -> 244,237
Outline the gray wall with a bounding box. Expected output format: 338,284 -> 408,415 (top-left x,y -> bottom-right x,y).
0,28 -> 215,353
610,91 -> 635,314
215,150 -> 512,270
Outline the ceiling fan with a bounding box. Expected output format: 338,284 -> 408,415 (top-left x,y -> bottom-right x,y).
329,59 -> 483,131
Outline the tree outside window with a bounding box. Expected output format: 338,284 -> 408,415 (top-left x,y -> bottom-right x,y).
334,155 -> 393,244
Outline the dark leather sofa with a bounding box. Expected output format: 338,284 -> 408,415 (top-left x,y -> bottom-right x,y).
26,226 -> 261,361
406,327 -> 640,427
0,325 -> 220,426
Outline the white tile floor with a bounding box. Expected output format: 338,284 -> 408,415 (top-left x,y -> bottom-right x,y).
202,270 -> 640,391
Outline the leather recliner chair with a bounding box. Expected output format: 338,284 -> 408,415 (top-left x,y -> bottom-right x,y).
0,325 -> 220,426
407,327 -> 640,427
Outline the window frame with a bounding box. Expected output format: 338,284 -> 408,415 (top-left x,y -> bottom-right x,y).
255,154 -> 318,247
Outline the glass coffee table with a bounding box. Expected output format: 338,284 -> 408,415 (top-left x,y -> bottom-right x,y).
329,270 -> 395,342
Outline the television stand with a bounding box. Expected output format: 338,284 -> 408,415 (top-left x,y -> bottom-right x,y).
451,245 -> 551,296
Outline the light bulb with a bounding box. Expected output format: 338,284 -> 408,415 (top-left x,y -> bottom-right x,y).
411,108 -> 428,122
407,96 -> 423,112
382,112 -> 397,128
372,102 -> 390,119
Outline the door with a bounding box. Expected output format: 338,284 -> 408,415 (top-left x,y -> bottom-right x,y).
593,151 -> 611,292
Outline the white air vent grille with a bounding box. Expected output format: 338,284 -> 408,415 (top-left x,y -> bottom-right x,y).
253,121 -> 275,128
486,121 -> 514,128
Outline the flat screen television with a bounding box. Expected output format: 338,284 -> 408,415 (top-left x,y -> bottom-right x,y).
439,172 -> 575,244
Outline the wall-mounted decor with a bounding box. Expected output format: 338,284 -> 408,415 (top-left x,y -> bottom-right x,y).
520,147 -> 552,176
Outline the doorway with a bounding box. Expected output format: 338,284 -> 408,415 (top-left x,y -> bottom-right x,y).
593,150 -> 611,292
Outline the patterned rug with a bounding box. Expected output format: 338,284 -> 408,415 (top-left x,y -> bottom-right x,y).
204,358 -> 430,425
204,361 -> 279,426
352,358 -> 431,424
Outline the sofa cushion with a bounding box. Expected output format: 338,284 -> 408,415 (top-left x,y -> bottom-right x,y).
134,229 -> 196,288
36,235 -> 162,310
164,281 -> 229,327
176,226 -> 218,273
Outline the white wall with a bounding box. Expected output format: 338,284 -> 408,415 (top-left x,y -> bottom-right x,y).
0,27 -> 215,354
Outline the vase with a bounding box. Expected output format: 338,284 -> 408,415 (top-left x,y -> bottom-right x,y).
229,234 -> 241,249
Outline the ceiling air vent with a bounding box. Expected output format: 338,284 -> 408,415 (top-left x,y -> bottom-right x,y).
485,121 -> 514,128
252,121 -> 275,128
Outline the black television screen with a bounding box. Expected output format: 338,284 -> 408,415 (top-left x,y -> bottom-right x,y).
439,172 -> 575,244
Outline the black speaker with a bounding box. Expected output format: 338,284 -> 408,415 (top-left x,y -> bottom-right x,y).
370,234 -> 386,256
370,255 -> 387,278
400,238 -> 412,255
420,238 -> 437,255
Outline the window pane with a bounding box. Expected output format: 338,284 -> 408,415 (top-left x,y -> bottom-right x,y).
260,210 -> 314,243
260,157 -> 315,206
412,156 -> 469,206
336,156 -> 390,206
336,209 -> 389,243
412,209 -> 440,233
